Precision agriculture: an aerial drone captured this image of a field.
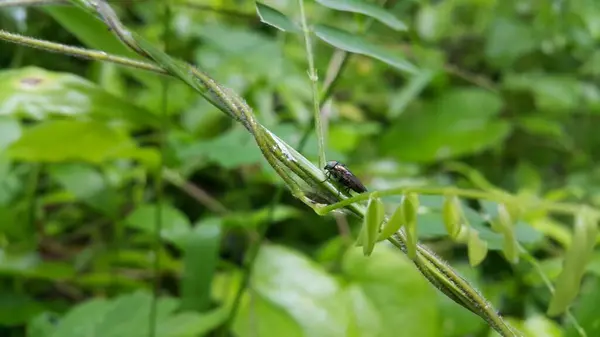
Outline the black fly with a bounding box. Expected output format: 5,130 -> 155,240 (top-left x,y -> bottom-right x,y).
323,160 -> 367,195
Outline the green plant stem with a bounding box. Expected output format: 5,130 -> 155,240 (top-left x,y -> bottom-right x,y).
26,164 -> 41,243
297,0 -> 326,169
318,185 -> 600,218
221,20 -> 357,334
0,29 -> 165,74
149,3 -> 171,336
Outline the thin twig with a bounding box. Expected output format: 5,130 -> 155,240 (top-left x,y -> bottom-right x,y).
0,29 -> 165,74
298,0 -> 326,169
162,169 -> 229,215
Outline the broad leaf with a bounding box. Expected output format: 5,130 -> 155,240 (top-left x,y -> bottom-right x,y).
7,120 -> 157,165
381,88 -> 511,162
125,203 -> 192,249
0,67 -> 156,127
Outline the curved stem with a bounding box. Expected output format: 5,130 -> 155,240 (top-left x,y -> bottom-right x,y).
318,185 -> 600,218
298,0 -> 326,169
0,29 -> 165,74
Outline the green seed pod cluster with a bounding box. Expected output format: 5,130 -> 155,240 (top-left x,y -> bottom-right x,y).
357,193 -> 421,259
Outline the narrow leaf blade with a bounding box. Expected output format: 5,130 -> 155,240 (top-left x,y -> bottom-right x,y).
314,25 -> 418,74
315,0 -> 407,31
255,2 -> 300,33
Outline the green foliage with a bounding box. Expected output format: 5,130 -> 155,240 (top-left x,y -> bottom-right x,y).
27,291 -> 227,337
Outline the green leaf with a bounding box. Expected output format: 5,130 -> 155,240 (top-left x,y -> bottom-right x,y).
224,206 -> 300,228
255,2 -> 300,33
415,4 -> 452,42
6,120 -> 156,165
442,195 -> 462,239
315,0 -> 407,31
181,218 -> 222,313
0,67 -> 156,127
49,164 -> 106,200
313,24 -> 418,74
363,196 -> 384,256
0,252 -> 75,280
42,6 -> 140,60
342,247 -> 439,337
226,245 -> 439,337
503,73 -> 584,114
234,245 -> 348,337
179,127 -> 264,169
377,202 -> 403,241
548,211 -> 598,316
565,277 -> 600,337
125,203 -> 192,249
381,88 -> 510,162
402,193 -> 419,259
388,70 -> 434,117
485,18 -> 536,69
467,229 -> 488,267
0,292 -> 45,326
49,163 -> 124,216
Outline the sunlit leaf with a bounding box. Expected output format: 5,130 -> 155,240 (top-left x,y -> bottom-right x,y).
343,247 -> 439,337
495,204 -> 519,264
0,67 -> 156,127
315,0 -> 407,31
313,24 -> 418,74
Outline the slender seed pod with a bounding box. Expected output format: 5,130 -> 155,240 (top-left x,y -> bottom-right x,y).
377,203 -> 403,242
402,193 -> 419,260
442,195 -> 462,239
363,196 -> 384,256
497,203 -> 518,264
467,229 -> 488,267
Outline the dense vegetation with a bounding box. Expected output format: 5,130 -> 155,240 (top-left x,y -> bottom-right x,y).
0,0 -> 599,336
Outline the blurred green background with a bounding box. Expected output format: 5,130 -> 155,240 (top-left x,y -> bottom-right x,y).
0,0 -> 599,336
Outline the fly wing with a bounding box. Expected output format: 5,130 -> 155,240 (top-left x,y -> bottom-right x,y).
343,173 -> 367,193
